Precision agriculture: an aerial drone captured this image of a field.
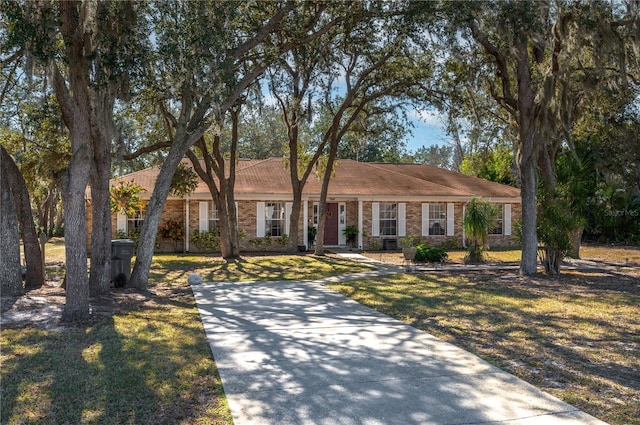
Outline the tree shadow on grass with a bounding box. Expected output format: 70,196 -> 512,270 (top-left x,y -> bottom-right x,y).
1,289 -> 230,425
1,316 -> 159,424
344,270 -> 640,425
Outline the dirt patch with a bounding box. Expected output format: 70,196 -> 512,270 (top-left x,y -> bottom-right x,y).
1,280 -> 190,331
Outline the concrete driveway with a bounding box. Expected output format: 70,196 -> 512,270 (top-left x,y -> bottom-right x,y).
191,276 -> 607,425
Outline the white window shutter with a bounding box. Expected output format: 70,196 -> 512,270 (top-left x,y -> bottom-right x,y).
116,211 -> 127,233
504,204 -> 512,236
256,202 -> 265,237
397,203 -> 406,237
421,203 -> 429,236
371,202 -> 380,236
199,202 -> 209,232
285,202 -> 293,235
446,203 -> 455,236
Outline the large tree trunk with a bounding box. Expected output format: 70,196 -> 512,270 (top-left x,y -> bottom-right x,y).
315,136 -> 340,256
89,94 -> 115,296
0,156 -> 23,296
89,165 -> 112,296
288,188 -> 303,252
1,145 -> 44,289
129,135 -> 193,289
218,189 -> 241,259
567,226 -> 583,259
60,118 -> 93,320
516,41 -> 539,276
54,2 -> 96,321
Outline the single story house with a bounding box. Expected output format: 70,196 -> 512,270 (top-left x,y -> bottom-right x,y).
94,157 -> 521,252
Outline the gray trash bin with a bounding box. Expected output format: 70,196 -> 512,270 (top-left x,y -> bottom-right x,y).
111,239 -> 136,288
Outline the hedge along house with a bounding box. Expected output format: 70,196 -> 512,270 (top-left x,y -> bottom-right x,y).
96,157 -> 521,253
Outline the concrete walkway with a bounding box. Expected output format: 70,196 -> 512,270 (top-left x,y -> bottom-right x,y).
191,270 -> 608,424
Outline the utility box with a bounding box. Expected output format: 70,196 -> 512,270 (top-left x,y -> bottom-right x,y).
111,239 -> 136,288
382,238 -> 398,251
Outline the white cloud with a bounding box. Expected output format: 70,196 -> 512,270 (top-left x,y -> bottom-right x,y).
410,108 -> 446,128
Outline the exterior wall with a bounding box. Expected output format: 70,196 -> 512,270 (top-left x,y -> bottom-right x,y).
102,197 -> 522,254
155,200 -> 185,253
487,202 -> 521,249
361,201 -> 519,250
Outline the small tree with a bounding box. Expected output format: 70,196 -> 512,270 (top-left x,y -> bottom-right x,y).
463,198 -> 498,264
537,192 -> 583,276
110,181 -> 146,218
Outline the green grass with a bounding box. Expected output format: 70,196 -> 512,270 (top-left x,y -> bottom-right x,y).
2,252 -> 371,425
363,248 -> 522,265
6,240 -> 638,424
1,287 -> 232,424
148,253 -> 373,284
326,270 -> 639,425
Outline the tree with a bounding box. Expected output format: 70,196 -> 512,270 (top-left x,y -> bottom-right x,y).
0,146 -> 23,296
460,144 -> 516,186
439,0 -> 640,275
265,2 -> 344,253
412,144 -> 454,169
1,145 -> 44,288
0,94 -> 68,237
463,198 -> 498,264
3,1 -> 143,318
313,2 -> 438,255
234,104 -> 288,160
128,1 -> 318,273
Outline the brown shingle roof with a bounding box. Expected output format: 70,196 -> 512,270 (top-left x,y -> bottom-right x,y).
108,157 -> 520,199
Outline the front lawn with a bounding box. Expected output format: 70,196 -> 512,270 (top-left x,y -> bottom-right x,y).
1,284 -> 232,425
327,269 -> 639,425
148,252 -> 374,284
1,252 -> 372,425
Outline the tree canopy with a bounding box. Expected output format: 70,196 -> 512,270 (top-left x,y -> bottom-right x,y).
2,0 -> 640,315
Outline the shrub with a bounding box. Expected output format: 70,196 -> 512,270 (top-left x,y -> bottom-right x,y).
190,229 -> 221,251
414,244 -> 448,263
161,219 -> 185,241
343,225 -> 358,248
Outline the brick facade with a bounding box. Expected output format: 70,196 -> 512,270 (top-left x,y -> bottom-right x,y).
99,197 -> 520,254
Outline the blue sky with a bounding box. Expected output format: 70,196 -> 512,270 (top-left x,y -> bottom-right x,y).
405,109 -> 449,152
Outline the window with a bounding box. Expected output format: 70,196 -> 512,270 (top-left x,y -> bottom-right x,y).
428,204 -> 446,235
379,203 -> 397,236
208,202 -> 219,231
489,205 -> 504,235
127,209 -> 144,234
313,204 -> 319,226
265,202 -> 285,237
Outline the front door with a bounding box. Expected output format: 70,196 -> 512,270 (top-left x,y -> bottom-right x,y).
324,203 -> 339,245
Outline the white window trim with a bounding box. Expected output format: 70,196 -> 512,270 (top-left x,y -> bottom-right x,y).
338,202 -> 346,245
256,202 -> 265,237
447,203 -> 455,236
371,202 -> 380,236
397,203 -> 406,237
421,203 -> 429,236
504,204 -> 512,236
199,201 -> 209,232
427,203 -> 447,236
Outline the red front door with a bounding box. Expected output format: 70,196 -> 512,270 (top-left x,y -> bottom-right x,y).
324,203 -> 339,245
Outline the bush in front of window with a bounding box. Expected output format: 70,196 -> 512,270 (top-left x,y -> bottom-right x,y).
190,229 -> 221,251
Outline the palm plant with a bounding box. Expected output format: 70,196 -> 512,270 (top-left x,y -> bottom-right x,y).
463,198 -> 498,263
